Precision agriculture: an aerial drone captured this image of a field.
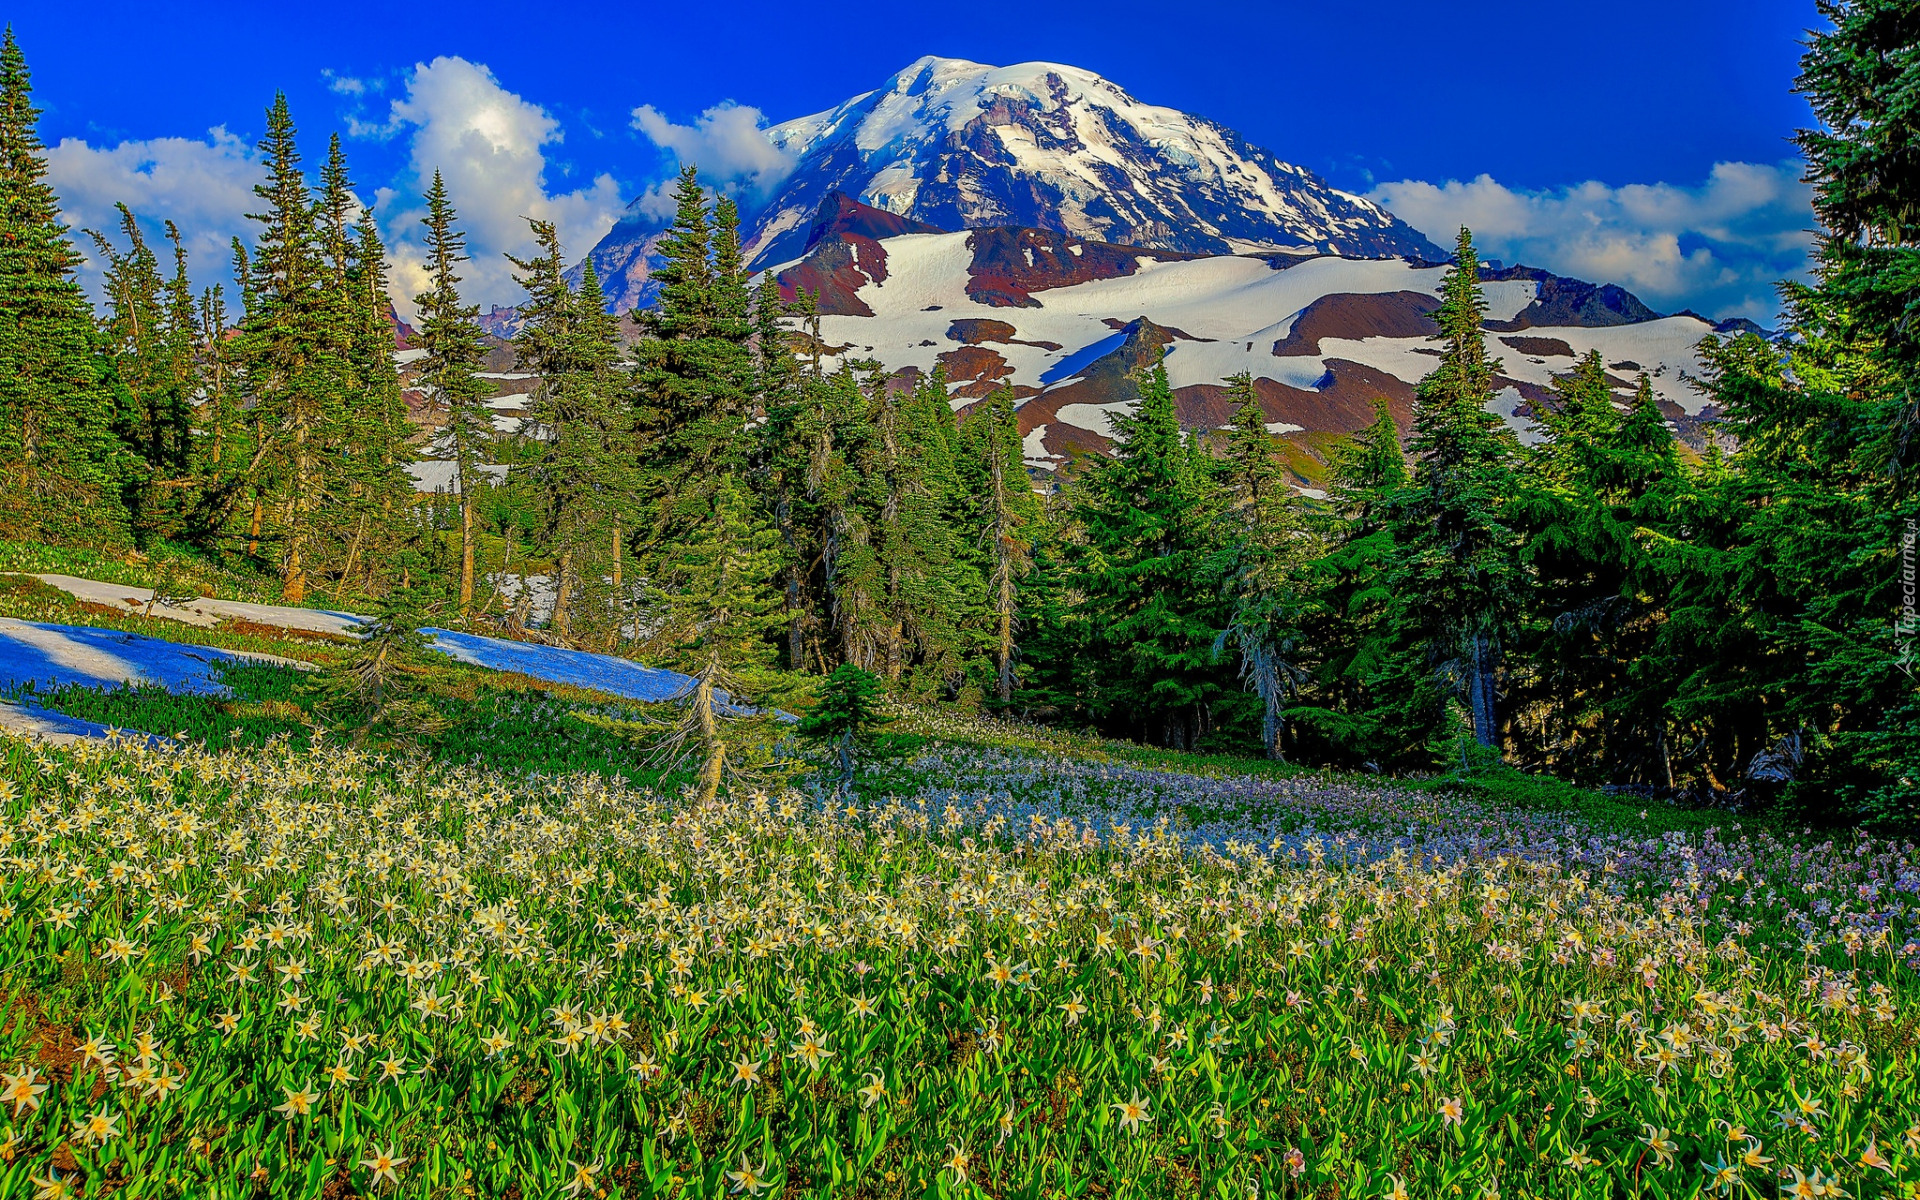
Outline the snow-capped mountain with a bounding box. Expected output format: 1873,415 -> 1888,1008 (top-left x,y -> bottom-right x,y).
776,194 -> 1750,481
582,56 -> 1440,312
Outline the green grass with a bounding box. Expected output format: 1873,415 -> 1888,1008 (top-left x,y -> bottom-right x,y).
0,536 -> 280,603
7,658 -> 713,789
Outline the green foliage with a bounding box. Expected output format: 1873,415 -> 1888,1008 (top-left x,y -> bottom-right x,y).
0,27 -> 128,545
795,663 -> 893,783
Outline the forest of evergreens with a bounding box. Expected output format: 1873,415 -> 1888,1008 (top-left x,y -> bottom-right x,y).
1,6 -> 1913,820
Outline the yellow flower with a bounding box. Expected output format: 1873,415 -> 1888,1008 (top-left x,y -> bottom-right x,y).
943,1144 -> 969,1184
1860,1139 -> 1893,1175
70,1109 -> 121,1147
560,1159 -> 602,1198
1110,1092 -> 1151,1132
858,1072 -> 886,1110
274,1085 -> 319,1120
359,1143 -> 408,1187
30,1169 -> 69,1200
1642,1124 -> 1676,1167
729,1055 -> 763,1089
726,1152 -> 772,1196
1381,1172 -> 1410,1200
1438,1096 -> 1463,1127
1,1069 -> 48,1116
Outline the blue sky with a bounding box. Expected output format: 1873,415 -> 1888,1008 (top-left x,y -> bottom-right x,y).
16,0 -> 1821,321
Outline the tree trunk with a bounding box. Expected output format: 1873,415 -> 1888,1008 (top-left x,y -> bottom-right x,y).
1467,630 -> 1499,749
552,547 -> 574,640
459,493 -> 475,621
246,493 -> 264,556
339,514 -> 370,592
694,654 -> 725,806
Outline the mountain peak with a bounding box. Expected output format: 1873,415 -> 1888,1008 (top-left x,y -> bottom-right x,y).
750,54 -> 1433,266
583,56 -> 1441,311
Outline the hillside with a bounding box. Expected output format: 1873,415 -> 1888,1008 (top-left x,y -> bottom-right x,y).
772,194 -> 1749,482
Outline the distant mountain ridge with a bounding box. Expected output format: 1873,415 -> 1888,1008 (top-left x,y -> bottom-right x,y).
766,193 -> 1740,479
582,55 -> 1441,312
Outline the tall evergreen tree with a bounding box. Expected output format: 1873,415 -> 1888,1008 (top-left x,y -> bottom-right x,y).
1390,228 -> 1524,750
0,27 -> 126,542
412,169 -> 491,617
236,94 -> 342,601
958,386 -> 1040,702
1075,354 -> 1228,748
509,219 -> 634,641
1289,398 -> 1431,765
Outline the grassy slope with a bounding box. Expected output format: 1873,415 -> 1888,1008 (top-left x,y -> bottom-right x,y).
0,569 -> 1738,840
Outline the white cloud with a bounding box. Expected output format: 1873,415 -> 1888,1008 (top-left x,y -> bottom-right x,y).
324,71 -> 367,96
1370,162 -> 1815,323
44,127 -> 265,305
378,56 -> 627,318
630,101 -> 794,200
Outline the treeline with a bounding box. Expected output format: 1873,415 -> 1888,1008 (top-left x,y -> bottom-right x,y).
1,12 -> 1914,820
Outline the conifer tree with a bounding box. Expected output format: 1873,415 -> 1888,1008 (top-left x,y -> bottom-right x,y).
1390,228 -> 1523,751
1213,372 -> 1311,759
0,27 -> 126,541
1075,354 -> 1228,747
868,368 -> 969,686
651,474 -> 787,804
509,219 -> 633,641
958,386 -> 1040,702
413,170 -> 491,618
334,206 -> 414,597
1288,398 -> 1425,765
236,94 -> 343,600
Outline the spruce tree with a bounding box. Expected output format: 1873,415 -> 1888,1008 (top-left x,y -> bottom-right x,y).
509,220 -> 634,642
958,386 -> 1040,702
1288,398 -> 1428,766
334,207 -> 411,595
1213,372 -> 1312,759
236,94 -> 343,601
0,27 -> 126,542
651,474 -> 787,804
1075,354 -> 1228,748
1390,228 -> 1523,751
413,170 -> 491,618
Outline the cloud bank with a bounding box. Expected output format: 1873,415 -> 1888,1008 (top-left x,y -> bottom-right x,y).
625,102 -> 794,221
377,56 -> 626,318
45,56 -> 627,319
45,127 -> 265,305
1370,162 -> 1815,324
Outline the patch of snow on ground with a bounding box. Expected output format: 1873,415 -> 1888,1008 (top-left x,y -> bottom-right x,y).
407,462 -> 510,494
0,618 -> 292,696
1053,402 -> 1134,437
1486,386 -> 1543,445
1022,425 -> 1061,466
1265,421 -> 1305,434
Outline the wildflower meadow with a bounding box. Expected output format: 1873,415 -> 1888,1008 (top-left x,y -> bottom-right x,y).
0,729 -> 1913,1199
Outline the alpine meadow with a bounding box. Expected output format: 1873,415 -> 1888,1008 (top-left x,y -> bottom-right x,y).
0,3 -> 1917,1198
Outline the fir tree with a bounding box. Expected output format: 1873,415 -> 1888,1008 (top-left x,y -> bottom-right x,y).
1288,398 -> 1429,766
958,386 -> 1040,702
1213,372 -> 1312,759
413,170 -> 491,618
0,27 -> 126,541
1075,354 -> 1228,748
1390,228 -> 1523,751
236,93 -> 342,601
651,475 -> 787,804
509,219 -> 633,641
